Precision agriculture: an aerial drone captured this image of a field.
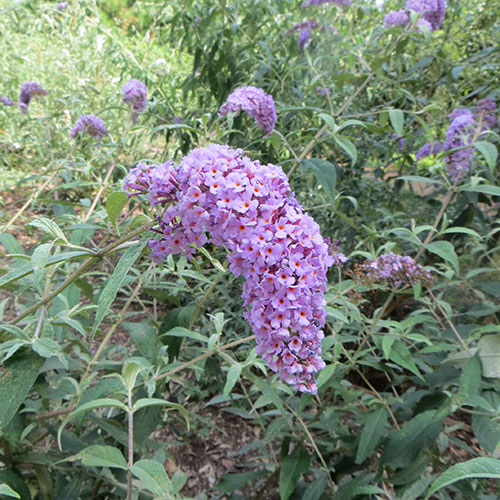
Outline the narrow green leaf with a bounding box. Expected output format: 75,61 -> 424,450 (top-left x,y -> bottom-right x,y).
131,459 -> 174,497
425,458 -> 500,499
389,109 -> 404,137
355,408 -> 388,464
0,350 -> 44,436
458,355 -> 481,397
334,136 -> 357,166
474,141 -> 497,170
253,378 -> 286,415
301,159 -> 337,203
92,239 -> 146,335
462,184 -> 500,197
477,333 -> 500,378
160,326 -> 208,343
76,445 -> 127,470
0,483 -> 21,498
279,444 -> 311,500
302,471 -> 328,500
425,240 -> 459,272
223,364 -> 242,397
57,398 -> 128,450
106,191 -> 128,233
216,471 -> 268,493
132,399 -> 189,428
389,342 -> 423,380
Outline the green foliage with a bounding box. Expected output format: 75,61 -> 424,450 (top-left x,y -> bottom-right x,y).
1,0 -> 500,498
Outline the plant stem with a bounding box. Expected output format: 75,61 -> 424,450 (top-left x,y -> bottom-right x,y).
7,221 -> 151,326
126,391 -> 134,500
152,335 -> 254,382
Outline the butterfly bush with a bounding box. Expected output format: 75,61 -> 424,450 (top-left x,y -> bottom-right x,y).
302,0 -> 351,8
18,82 -> 49,114
122,79 -> 147,124
123,144 -> 335,393
362,253 -> 431,288
415,99 -> 497,181
315,86 -> 331,96
219,86 -> 277,137
385,0 -> 446,31
70,114 -> 108,140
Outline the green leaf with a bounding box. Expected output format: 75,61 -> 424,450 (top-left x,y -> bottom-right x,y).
389,109 -> 404,137
106,191 -> 128,233
76,445 -> 127,469
131,459 -> 173,497
123,322 -> 157,361
389,342 -> 423,380
477,334 -> 500,378
461,184 -> 500,197
302,471 -> 328,500
425,240 -> 459,272
223,364 -> 242,397
301,159 -> 337,203
334,136 -> 357,166
92,239 -> 146,336
253,377 -> 286,415
474,141 -> 497,171
0,484 -> 21,498
132,399 -> 189,428
425,458 -> 500,499
279,444 -> 311,500
216,471 -> 268,493
458,355 -> 481,397
160,326 -> 208,344
58,398 -> 128,450
382,336 -> 396,359
0,350 -> 44,436
355,408 -> 388,464
26,217 -> 68,244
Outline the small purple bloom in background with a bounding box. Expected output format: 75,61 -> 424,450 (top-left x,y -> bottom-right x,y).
392,133 -> 406,151
18,82 -> 49,114
331,239 -> 348,266
442,109 -> 475,181
302,0 -> 351,8
193,16 -> 202,28
315,86 -> 331,96
362,253 -> 431,288
474,98 -> 497,130
122,78 -> 147,124
384,9 -> 409,28
173,116 -> 183,124
57,1 -> 69,10
1,96 -> 13,106
70,114 -> 107,140
415,141 -> 442,161
218,86 -> 277,137
298,29 -> 311,50
123,144 -> 336,394
385,0 -> 446,32
289,19 -> 318,33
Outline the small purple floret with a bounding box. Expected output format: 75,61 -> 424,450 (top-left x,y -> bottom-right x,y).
415,141 -> 442,161
1,96 -> 13,106
57,1 -> 69,10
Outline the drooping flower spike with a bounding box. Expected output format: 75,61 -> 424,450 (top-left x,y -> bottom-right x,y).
218,86 -> 277,137
122,79 -> 147,124
18,82 -> 49,114
70,114 -> 108,140
124,144 -> 335,394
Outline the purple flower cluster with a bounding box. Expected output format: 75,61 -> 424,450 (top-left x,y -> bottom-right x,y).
442,109 -> 476,181
302,0 -> 351,8
363,253 -> 431,288
315,86 -> 331,96
475,98 -> 497,130
70,114 -> 108,140
415,140 -> 442,160
1,96 -> 13,106
415,99 -> 496,181
57,1 -> 69,10
122,79 -> 147,124
218,86 -> 277,137
298,29 -> 312,50
123,144 -> 335,393
385,0 -> 446,31
18,82 -> 49,114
